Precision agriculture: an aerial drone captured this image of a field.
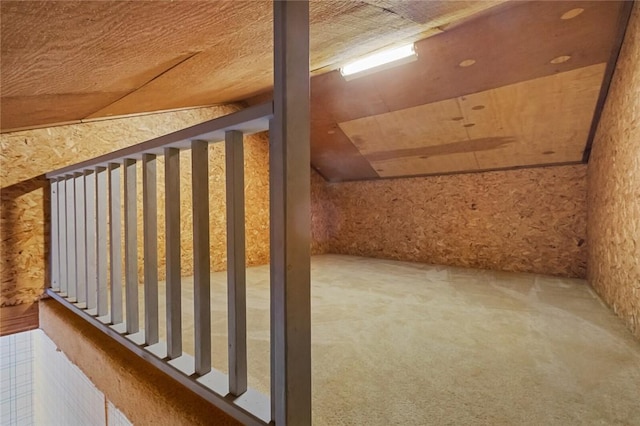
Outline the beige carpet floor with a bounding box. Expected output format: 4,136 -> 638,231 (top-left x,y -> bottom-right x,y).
151,255 -> 640,425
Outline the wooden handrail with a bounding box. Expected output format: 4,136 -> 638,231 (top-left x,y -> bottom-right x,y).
46,101 -> 273,179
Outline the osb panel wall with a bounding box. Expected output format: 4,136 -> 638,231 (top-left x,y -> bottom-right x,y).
311,168 -> 334,255
587,3 -> 640,339
0,106 -> 272,306
326,165 -> 588,278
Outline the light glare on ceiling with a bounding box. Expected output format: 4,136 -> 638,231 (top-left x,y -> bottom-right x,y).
341,44 -> 416,80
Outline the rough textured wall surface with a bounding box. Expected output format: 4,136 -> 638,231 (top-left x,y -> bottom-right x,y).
587,3 -> 640,339
0,106 -> 271,306
39,300 -> 240,426
326,165 -> 588,278
1,105 -> 331,306
311,168 -> 334,255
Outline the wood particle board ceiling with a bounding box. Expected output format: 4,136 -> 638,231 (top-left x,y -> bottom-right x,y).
1,1 -> 631,182
311,0 -> 631,181
0,0 -> 503,131
339,64 -> 605,177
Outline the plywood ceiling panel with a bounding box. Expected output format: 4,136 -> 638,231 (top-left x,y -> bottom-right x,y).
1,0 -> 502,130
339,64 -> 605,178
311,0 -> 628,181
1,0 -> 630,181
361,0 -> 505,26
1,92 -> 129,131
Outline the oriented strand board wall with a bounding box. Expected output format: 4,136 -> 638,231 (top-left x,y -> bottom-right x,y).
1,107 -> 331,307
311,169 -> 334,255
0,106 -> 271,306
587,3 -> 640,339
325,165 -> 587,278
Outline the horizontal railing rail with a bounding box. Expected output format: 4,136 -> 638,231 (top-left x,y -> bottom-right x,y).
46,103 -> 274,425
46,102 -> 273,180
45,1 -> 311,424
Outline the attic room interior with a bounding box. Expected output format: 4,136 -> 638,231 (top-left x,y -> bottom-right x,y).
1,0 -> 639,425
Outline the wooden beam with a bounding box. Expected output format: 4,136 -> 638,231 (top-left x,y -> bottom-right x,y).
108,163 -> 123,324
192,140 -> 211,376
65,176 -> 77,301
85,170 -> 97,311
270,1 -> 312,424
58,177 -> 68,295
142,154 -> 159,345
164,148 -> 182,359
225,130 -> 247,396
124,159 -> 139,334
0,304 -> 39,336
74,172 -> 87,305
96,167 -> 109,316
50,180 -> 60,291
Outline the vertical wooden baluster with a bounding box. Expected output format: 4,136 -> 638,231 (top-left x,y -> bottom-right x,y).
66,175 -> 77,301
96,167 -> 108,316
226,130 -> 247,396
75,172 -> 87,306
192,140 -> 211,375
58,177 -> 68,295
50,180 -> 59,291
108,163 -> 123,324
124,159 -> 139,334
165,148 -> 182,358
85,170 -> 97,311
143,154 -> 159,345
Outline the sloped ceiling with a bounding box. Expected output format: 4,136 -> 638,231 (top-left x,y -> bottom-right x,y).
0,1 -> 631,182
0,0 -> 502,130
311,0 -> 630,181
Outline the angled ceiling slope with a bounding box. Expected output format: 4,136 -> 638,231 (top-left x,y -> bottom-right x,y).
311,0 -> 632,181
0,0 -> 503,131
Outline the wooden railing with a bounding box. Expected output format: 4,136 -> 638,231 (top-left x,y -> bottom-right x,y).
45,1 -> 311,424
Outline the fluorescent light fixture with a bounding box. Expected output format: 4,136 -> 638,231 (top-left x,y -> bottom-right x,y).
341,44 -> 417,80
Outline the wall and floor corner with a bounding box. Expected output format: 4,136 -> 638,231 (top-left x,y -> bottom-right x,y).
317,165 -> 587,278
1,6 -> 638,420
587,1 -> 640,339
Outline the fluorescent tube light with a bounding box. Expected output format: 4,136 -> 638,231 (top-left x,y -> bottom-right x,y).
341,44 -> 417,80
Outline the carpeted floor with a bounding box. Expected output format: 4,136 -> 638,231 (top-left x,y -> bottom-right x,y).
154,254 -> 640,425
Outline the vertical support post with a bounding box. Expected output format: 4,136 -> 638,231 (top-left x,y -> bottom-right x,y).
142,154 -> 159,345
96,167 -> 108,316
124,159 -> 139,334
74,172 -> 87,306
58,177 -> 68,295
66,175 -> 77,301
108,163 -> 123,324
50,180 -> 59,290
85,170 -> 98,311
192,140 -> 211,375
226,130 -> 247,396
270,1 -> 311,424
165,148 -> 182,359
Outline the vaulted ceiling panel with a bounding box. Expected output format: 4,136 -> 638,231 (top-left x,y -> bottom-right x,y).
1,0 -> 502,130
339,64 -> 605,177
0,0 -> 631,182
311,0 -> 629,181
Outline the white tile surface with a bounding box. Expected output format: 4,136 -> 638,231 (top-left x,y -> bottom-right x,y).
0,331 -> 34,426
0,330 -> 131,426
